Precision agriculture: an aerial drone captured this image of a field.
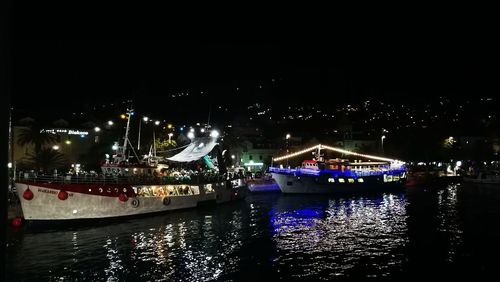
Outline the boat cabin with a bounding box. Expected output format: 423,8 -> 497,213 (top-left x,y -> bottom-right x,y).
301,160 -> 319,170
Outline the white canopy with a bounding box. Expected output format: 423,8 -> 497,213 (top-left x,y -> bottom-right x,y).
167,137 -> 218,162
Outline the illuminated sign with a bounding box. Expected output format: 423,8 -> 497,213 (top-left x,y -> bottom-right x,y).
244,162 -> 264,166
41,129 -> 89,136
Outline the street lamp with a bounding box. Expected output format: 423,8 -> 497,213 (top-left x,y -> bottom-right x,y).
187,132 -> 195,140
52,145 -> 60,150
94,127 -> 101,132
168,133 -> 173,141
210,129 -> 219,138
155,120 -> 160,126
107,120 -> 113,126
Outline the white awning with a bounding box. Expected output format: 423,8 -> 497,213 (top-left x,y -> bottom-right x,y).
167,137 -> 218,162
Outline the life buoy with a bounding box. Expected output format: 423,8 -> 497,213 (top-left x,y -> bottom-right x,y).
58,190 -> 68,200
12,217 -> 23,227
131,198 -> 140,208
118,193 -> 128,202
163,197 -> 171,205
23,186 -> 34,200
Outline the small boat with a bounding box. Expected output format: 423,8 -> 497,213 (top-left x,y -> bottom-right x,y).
247,172 -> 280,193
463,171 -> 500,185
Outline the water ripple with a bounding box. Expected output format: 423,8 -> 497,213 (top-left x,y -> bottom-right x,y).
7,185 -> 493,281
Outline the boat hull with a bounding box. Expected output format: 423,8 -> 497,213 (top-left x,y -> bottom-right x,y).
15,181 -> 243,221
271,173 -> 405,194
463,178 -> 500,185
247,179 -> 281,193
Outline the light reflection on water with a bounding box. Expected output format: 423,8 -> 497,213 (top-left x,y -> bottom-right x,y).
437,183 -> 463,263
269,193 -> 408,279
8,184 -> 498,281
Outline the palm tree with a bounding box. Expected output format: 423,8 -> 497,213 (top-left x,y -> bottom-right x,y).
53,119 -> 69,127
155,138 -> 178,158
17,125 -> 58,153
23,148 -> 68,172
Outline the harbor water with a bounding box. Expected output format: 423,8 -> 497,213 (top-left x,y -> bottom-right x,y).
6,183 -> 500,281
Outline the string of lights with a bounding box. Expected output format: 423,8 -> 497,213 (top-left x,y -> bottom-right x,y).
320,145 -> 399,163
272,144 -> 402,163
272,145 -> 320,162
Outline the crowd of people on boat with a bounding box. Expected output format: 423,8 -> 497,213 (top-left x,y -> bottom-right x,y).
17,166 -> 246,185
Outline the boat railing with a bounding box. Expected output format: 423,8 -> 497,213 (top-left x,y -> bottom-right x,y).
16,172 -> 246,186
269,167 -> 299,174
269,167 -> 406,177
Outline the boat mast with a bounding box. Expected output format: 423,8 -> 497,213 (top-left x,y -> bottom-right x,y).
137,117 -> 141,150
317,144 -> 323,162
122,108 -> 133,161
153,128 -> 156,158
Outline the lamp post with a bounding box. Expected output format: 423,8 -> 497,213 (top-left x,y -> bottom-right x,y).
286,133 -> 291,167
168,133 -> 173,142
381,135 -> 386,153
153,120 -> 160,158
138,116 -> 149,150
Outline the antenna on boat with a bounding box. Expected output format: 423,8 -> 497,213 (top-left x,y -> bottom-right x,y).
206,102 -> 212,129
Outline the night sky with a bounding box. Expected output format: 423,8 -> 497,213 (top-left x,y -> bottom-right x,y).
11,38 -> 499,123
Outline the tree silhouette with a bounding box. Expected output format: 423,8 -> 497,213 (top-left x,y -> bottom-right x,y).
22,148 -> 68,172
17,125 -> 58,153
